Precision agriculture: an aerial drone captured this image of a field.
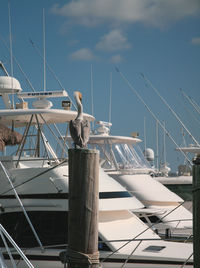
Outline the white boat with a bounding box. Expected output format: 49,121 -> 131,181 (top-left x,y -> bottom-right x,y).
86,121 -> 193,240
0,70 -> 193,267
154,145 -> 197,206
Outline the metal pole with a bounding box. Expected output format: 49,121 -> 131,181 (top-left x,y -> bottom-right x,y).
193,154 -> 200,268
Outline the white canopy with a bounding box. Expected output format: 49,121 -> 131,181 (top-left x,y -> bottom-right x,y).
0,109 -> 94,127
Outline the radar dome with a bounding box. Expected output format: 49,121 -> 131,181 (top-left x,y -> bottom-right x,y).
0,76 -> 22,94
144,148 -> 154,161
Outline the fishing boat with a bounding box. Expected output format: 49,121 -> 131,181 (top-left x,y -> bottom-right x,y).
0,67 -> 193,267
86,121 -> 193,240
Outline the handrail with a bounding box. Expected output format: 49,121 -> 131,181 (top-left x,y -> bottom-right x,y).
0,224 -> 34,268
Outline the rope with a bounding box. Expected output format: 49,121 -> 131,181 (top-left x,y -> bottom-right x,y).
59,248 -> 99,265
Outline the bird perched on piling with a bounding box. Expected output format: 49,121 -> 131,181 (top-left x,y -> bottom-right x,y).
69,91 -> 90,148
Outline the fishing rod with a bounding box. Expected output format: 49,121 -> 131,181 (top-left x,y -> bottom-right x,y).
180,88 -> 200,115
115,67 -> 192,166
141,73 -> 200,147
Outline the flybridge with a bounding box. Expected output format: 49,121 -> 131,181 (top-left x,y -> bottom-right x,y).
17,90 -> 69,109
17,90 -> 68,99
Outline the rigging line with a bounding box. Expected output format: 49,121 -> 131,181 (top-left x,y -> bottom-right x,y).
120,240 -> 142,268
115,67 -> 192,166
0,158 -> 68,196
0,161 -> 44,251
180,88 -> 200,115
39,114 -> 69,156
0,35 -> 35,92
29,38 -> 76,109
101,199 -> 188,263
141,73 -> 200,147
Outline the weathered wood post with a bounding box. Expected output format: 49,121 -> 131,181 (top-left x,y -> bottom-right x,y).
193,154 -> 200,268
67,148 -> 99,268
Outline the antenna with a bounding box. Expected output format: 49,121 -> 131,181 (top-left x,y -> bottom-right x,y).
155,120 -> 159,171
8,1 -> 13,77
8,1 -> 14,109
43,8 -> 46,91
144,117 -> 146,153
90,64 -> 94,131
109,72 -> 112,124
163,121 -> 166,164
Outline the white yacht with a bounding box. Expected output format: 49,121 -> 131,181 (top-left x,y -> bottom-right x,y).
86,121 -> 193,240
155,145 -> 197,206
0,69 -> 193,267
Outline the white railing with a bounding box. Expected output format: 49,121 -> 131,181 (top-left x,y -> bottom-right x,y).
0,224 -> 34,268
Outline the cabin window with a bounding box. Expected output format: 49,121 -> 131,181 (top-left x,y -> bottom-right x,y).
0,211 -> 68,247
148,215 -> 161,223
143,245 -> 166,252
0,211 -> 111,251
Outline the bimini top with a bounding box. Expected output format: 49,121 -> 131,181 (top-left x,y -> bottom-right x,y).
0,109 -> 94,127
88,135 -> 141,145
176,146 -> 200,154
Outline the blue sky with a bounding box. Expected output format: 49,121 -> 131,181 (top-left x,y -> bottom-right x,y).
0,0 -> 200,172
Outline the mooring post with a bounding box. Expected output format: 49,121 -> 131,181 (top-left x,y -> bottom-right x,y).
193,154 -> 200,268
67,148 -> 99,268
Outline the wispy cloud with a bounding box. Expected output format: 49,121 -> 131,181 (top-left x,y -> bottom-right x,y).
96,29 -> 131,51
191,37 -> 200,45
110,54 -> 123,63
69,48 -> 95,61
51,0 -> 200,28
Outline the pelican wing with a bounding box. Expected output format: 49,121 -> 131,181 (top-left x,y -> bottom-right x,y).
69,119 -> 90,148
81,119 -> 90,147
69,119 -> 83,147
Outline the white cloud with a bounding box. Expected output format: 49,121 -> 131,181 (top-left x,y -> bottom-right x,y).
191,37 -> 200,45
51,0 -> 200,28
69,48 -> 95,61
96,29 -> 131,51
110,54 -> 123,63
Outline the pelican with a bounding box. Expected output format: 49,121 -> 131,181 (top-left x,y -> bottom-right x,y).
69,91 -> 90,148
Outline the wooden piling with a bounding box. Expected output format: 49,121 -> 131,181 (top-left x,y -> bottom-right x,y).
193,154 -> 200,268
67,148 -> 99,268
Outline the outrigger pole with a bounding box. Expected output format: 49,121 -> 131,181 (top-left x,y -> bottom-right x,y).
141,73 -> 200,147
115,67 -> 192,166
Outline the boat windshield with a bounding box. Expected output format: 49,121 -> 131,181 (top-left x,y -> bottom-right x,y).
89,142 -> 152,172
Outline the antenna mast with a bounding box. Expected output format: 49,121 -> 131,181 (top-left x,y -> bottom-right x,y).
90,64 -> 94,131
156,120 -> 159,171
8,1 -> 13,77
43,8 -> 46,91
8,1 -> 14,109
109,72 -> 112,125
